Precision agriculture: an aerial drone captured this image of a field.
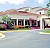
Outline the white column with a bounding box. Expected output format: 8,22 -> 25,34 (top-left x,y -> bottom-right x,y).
40,18 -> 44,30
24,19 -> 25,26
30,21 -> 32,26
21,21 -> 22,25
17,19 -> 18,26
36,21 -> 38,26
27,21 -> 28,25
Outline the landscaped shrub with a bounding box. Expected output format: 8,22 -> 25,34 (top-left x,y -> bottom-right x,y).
2,16 -> 13,29
12,25 -> 19,30
0,24 -> 7,30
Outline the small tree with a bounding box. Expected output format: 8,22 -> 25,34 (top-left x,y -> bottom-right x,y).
47,2 -> 50,16
47,9 -> 50,16
47,2 -> 50,8
2,15 -> 13,29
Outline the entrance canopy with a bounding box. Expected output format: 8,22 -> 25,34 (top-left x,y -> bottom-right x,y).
40,16 -> 50,30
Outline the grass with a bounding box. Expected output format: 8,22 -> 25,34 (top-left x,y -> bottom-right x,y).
42,29 -> 50,33
0,28 -> 29,33
0,28 -> 29,31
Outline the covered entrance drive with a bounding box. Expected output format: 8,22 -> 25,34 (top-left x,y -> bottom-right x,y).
40,16 -> 50,30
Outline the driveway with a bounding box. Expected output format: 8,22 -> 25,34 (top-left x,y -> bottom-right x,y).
0,30 -> 50,48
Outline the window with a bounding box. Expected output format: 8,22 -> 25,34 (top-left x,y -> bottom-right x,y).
39,12 -> 41,15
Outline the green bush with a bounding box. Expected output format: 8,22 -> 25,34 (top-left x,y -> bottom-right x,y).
0,24 -> 7,30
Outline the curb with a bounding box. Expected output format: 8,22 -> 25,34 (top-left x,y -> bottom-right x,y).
0,33 -> 5,39
39,32 -> 50,34
0,29 -> 40,33
0,30 -> 32,33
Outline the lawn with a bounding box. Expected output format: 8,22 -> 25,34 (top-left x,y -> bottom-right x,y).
0,28 -> 29,31
0,28 -> 29,33
42,29 -> 50,33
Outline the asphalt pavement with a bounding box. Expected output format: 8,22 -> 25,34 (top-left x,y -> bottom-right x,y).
0,30 -> 50,48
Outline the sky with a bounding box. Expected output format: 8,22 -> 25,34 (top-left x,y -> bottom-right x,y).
0,0 -> 50,11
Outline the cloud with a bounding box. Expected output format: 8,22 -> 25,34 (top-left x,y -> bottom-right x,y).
0,0 -> 26,5
35,0 -> 47,4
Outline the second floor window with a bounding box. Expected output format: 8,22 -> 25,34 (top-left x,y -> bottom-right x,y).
39,12 -> 41,15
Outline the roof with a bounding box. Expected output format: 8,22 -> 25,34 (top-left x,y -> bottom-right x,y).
5,9 -> 18,14
0,12 -> 6,16
0,7 -> 47,16
0,9 -> 39,16
37,8 -> 48,11
6,10 -> 39,16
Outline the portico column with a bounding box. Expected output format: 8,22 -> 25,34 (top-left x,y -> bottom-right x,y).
24,19 -> 25,26
17,19 -> 18,26
40,18 -> 44,30
36,21 -> 38,26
